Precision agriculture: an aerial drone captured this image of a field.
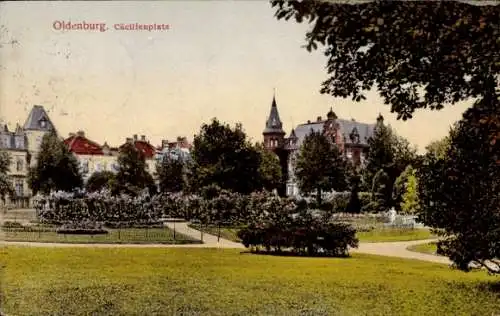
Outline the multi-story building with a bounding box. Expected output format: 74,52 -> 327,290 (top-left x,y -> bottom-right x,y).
0,105 -> 56,207
262,96 -> 376,197
64,131 -> 120,181
65,133 -> 162,180
155,136 -> 192,163
1,104 -> 192,207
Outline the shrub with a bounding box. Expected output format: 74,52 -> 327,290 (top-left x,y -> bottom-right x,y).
358,192 -> 372,212
1,221 -> 24,229
331,194 -> 349,213
238,203 -> 359,257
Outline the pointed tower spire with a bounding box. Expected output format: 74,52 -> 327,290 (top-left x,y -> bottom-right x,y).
263,93 -> 286,152
264,94 -> 284,134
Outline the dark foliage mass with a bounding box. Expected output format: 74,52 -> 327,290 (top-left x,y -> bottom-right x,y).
85,171 -> 115,193
238,214 -> 358,257
418,95 -> 500,274
189,119 -> 262,194
272,0 -> 499,273
28,132 -> 83,195
114,143 -> 156,196
271,0 -> 500,119
295,131 -> 349,204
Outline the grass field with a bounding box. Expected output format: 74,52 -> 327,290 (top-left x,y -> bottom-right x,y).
190,224 -> 435,243
2,227 -> 200,244
407,242 -> 439,255
356,228 -> 435,242
1,247 -> 498,316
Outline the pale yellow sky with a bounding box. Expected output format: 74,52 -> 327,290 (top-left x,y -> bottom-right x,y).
0,1 -> 471,152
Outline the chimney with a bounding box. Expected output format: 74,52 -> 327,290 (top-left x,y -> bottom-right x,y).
161,139 -> 169,149
307,120 -> 311,124
141,135 -> 146,141
76,130 -> 85,137
133,134 -> 138,141
126,137 -> 133,144
317,116 -> 322,122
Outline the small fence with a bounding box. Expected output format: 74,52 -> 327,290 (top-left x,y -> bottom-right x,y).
1,223 -> 200,244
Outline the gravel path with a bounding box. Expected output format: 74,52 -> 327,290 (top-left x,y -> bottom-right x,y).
351,239 -> 450,265
1,220 -> 449,265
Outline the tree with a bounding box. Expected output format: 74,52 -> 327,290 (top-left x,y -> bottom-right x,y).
114,143 -> 155,196
364,115 -> 394,189
28,132 -> 83,195
392,165 -> 413,213
363,115 -> 417,210
273,0 -> 500,273
418,93 -> 499,274
255,143 -> 282,192
189,119 -> 262,194
156,153 -> 185,193
85,171 -> 115,193
425,133 -> 453,160
0,150 -> 13,201
400,167 -> 419,215
271,1 -> 500,119
366,169 -> 391,213
295,131 -> 349,205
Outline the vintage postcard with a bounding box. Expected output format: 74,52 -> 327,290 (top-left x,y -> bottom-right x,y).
0,1 -> 498,315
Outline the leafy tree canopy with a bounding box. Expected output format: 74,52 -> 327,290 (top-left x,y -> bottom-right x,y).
0,150 -> 13,200
114,143 -> 156,196
156,154 -> 185,193
255,142 -> 282,192
189,119 -> 262,194
271,0 -> 499,119
28,132 -> 83,195
418,95 -> 500,274
85,170 -> 115,193
295,131 -> 349,204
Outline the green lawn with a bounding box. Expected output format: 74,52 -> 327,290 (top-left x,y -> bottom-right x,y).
2,227 -> 200,244
190,224 -> 435,243
357,227 -> 435,242
407,242 -> 439,255
1,247 -> 498,315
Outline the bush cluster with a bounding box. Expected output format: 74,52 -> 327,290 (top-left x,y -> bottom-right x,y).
238,221 -> 358,256
237,197 -> 359,256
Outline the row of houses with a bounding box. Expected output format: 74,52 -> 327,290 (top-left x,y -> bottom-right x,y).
0,105 -> 191,208
2,97 -> 378,207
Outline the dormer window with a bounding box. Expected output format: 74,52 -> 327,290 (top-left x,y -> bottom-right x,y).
39,118 -> 47,128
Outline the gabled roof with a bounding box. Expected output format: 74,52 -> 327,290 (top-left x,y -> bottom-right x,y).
263,96 -> 285,135
23,105 -> 56,131
120,140 -> 156,159
293,118 -> 375,147
64,134 -> 104,155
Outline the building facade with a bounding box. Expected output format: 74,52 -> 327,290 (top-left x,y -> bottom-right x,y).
65,133 -> 165,181
0,105 -> 56,207
1,105 -> 192,207
262,96 -> 375,197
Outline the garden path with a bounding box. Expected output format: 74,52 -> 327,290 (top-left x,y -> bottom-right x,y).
0,219 -> 450,265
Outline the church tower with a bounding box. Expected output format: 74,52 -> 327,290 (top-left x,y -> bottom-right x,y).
263,95 -> 285,152
23,105 -> 56,166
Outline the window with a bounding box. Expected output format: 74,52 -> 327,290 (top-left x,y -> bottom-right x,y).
16,159 -> 23,172
15,137 -> 23,149
40,119 -> 47,128
15,180 -> 24,196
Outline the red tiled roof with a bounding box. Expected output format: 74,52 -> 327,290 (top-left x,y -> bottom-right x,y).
64,135 -> 103,155
120,141 -> 156,159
